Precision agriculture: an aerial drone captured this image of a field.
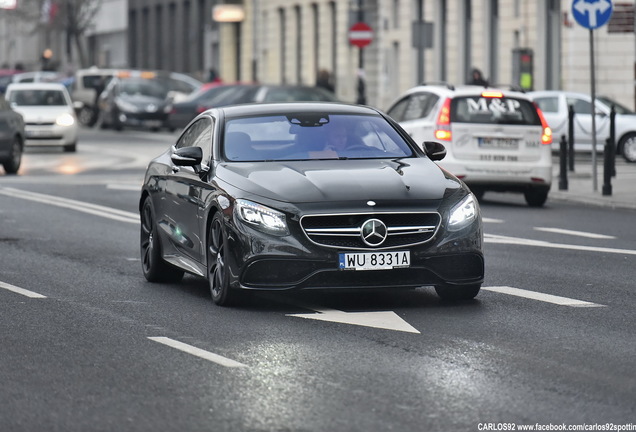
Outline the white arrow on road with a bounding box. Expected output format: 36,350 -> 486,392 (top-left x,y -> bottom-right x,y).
287,306 -> 420,334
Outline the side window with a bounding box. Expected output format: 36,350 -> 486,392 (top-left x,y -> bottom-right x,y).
176,119 -> 203,149
386,97 -> 410,122
176,117 -> 213,164
567,97 -> 592,115
401,93 -> 438,121
192,117 -> 214,164
534,97 -> 559,113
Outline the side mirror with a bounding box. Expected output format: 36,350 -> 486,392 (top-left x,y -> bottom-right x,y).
171,146 -> 203,167
423,141 -> 446,161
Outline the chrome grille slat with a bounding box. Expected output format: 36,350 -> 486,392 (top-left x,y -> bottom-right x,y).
300,212 -> 441,250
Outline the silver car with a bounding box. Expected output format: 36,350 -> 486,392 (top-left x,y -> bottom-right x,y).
529,90 -> 636,162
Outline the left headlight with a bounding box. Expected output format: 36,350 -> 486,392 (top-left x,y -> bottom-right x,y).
235,199 -> 289,236
448,193 -> 478,232
55,113 -> 75,127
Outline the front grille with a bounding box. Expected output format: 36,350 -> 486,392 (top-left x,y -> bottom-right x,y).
300,212 -> 441,250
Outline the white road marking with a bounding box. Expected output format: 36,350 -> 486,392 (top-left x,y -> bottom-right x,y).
148,337 -> 247,368
0,281 -> 47,298
534,227 -> 615,239
0,187 -> 139,224
482,217 -> 504,224
485,233 -> 636,256
106,183 -> 142,191
287,305 -> 420,333
482,286 -> 605,307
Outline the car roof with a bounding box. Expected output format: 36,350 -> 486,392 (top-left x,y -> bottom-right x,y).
395,82 -> 532,100
6,82 -> 70,91
218,101 -> 380,119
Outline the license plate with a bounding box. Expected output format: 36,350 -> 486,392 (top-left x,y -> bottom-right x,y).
339,251 -> 410,271
26,130 -> 52,137
479,137 -> 519,149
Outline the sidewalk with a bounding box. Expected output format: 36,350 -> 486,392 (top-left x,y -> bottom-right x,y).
549,154 -> 636,210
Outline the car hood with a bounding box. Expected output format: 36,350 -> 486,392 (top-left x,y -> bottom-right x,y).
216,158 -> 460,203
12,106 -> 73,122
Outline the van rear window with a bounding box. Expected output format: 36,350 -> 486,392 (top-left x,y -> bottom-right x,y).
451,96 -> 541,125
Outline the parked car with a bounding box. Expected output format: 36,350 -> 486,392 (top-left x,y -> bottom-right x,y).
10,71 -> 64,84
0,69 -> 22,93
97,70 -> 201,132
0,92 -> 25,174
386,83 -> 553,207
529,90 -> 636,162
70,67 -> 120,126
167,84 -> 340,130
4,82 -> 78,152
139,102 -> 484,306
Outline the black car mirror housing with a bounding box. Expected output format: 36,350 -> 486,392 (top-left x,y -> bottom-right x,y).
172,146 -> 203,167
423,141 -> 446,161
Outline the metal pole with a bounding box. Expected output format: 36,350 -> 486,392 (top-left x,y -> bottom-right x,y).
589,29 -> 598,192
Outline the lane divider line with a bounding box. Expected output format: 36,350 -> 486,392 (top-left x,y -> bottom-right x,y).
485,233 -> 636,256
148,337 -> 247,368
482,286 -> 605,307
0,281 -> 47,298
533,227 -> 615,239
0,187 -> 139,224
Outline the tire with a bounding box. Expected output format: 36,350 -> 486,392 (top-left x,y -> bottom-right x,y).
78,106 -> 96,126
63,142 -> 77,153
207,212 -> 237,306
524,188 -> 548,207
619,133 -> 636,163
140,198 -> 184,283
434,284 -> 481,302
2,136 -> 22,175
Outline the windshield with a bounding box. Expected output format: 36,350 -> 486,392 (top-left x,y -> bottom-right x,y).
9,89 -> 67,106
120,78 -> 168,99
223,113 -> 414,161
597,96 -> 634,114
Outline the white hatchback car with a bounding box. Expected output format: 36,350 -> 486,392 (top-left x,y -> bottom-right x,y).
5,82 -> 79,152
529,90 -> 636,162
387,84 -> 553,207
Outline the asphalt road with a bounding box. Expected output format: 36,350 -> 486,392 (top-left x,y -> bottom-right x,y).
1,128 -> 635,432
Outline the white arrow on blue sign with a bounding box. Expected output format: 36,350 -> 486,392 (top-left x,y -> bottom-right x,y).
572,0 -> 613,30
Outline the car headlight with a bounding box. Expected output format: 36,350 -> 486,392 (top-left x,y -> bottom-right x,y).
235,199 -> 289,236
116,99 -> 139,113
55,113 -> 75,127
448,194 -> 478,231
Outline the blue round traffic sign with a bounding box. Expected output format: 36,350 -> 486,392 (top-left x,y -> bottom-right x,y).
572,0 -> 613,30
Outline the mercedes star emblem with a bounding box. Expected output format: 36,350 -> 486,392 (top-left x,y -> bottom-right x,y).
361,218 -> 388,246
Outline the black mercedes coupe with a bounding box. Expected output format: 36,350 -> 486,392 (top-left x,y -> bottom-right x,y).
139,102 -> 484,306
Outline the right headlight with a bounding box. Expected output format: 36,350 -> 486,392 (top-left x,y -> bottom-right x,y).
235,199 -> 289,236
448,194 -> 478,232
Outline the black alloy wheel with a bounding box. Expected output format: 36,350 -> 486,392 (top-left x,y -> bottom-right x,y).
434,284 -> 481,302
140,198 -> 184,283
2,136 -> 22,175
207,212 -> 236,306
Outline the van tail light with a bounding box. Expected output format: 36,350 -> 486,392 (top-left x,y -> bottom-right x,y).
534,102 -> 553,145
435,98 -> 452,141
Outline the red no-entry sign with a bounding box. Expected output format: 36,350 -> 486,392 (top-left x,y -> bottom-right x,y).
349,22 -> 373,48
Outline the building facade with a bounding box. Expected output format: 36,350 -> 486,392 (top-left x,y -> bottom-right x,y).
3,1 -> 635,112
